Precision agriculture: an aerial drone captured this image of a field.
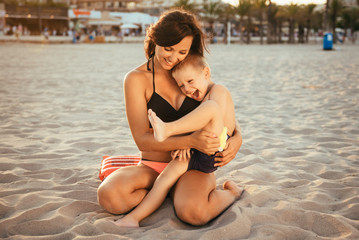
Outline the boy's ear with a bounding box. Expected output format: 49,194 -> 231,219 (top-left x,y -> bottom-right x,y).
204,67 -> 211,79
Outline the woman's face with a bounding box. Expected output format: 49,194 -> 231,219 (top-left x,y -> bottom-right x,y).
155,36 -> 193,71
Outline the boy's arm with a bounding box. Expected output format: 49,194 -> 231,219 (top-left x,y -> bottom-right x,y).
206,85 -> 231,117
208,85 -> 243,166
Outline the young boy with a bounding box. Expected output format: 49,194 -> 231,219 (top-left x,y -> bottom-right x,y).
114,54 -> 241,227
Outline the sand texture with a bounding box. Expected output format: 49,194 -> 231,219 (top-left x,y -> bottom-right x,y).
0,42 -> 358,239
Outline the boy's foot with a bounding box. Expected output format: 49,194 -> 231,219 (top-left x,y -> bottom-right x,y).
223,180 -> 244,201
113,216 -> 139,228
148,109 -> 168,142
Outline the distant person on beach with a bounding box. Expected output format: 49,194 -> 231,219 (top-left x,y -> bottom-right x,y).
97,9 -> 243,227
114,54 -> 242,227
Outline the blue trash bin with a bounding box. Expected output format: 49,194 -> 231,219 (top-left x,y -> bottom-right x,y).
323,32 -> 333,50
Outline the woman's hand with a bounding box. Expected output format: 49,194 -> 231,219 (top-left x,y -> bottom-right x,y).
190,130 -> 220,155
214,127 -> 243,167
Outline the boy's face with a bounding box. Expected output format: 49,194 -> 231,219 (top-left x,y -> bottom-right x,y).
173,64 -> 210,102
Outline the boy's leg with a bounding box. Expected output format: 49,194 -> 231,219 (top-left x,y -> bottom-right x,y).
149,100 -> 223,142
173,170 -> 243,226
115,159 -> 189,227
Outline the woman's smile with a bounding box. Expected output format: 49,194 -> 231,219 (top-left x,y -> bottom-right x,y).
164,57 -> 175,67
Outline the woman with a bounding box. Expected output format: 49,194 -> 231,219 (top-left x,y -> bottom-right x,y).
97,9 -> 243,226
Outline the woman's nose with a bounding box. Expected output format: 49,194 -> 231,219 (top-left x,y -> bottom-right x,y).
169,53 -> 179,63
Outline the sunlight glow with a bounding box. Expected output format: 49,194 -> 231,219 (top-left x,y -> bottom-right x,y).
222,0 -> 326,6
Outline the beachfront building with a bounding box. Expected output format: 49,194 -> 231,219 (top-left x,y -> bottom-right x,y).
2,1 -> 69,36
72,0 -> 222,14
66,0 -> 221,37
136,0 -> 220,14
75,0 -> 140,11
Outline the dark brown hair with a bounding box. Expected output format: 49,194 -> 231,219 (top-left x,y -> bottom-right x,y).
144,9 -> 208,59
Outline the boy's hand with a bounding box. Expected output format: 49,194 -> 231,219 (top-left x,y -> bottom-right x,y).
171,149 -> 192,162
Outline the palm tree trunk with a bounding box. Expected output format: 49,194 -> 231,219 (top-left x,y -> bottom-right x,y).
298,24 -> 305,43
278,20 -> 282,43
259,15 -> 263,44
351,23 -> 356,44
324,0 -> 329,31
247,17 -> 252,44
305,20 -> 311,43
267,21 -> 273,43
272,21 -> 277,43
239,19 -> 244,44
343,28 -> 347,43
332,14 -> 337,43
289,19 -> 295,44
223,21 -> 228,44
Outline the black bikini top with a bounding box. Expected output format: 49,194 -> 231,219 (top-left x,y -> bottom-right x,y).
146,58 -> 200,125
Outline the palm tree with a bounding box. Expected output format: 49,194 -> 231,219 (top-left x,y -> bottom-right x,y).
266,1 -> 279,43
309,10 -> 323,42
296,5 -> 307,44
254,0 -> 268,44
275,5 -> 287,43
286,3 -> 300,44
341,7 -> 359,43
202,1 -> 223,43
218,3 -> 236,44
236,0 -> 252,44
303,4 -> 317,43
324,0 -> 330,32
173,0 -> 197,12
329,0 -> 343,43
341,7 -> 351,43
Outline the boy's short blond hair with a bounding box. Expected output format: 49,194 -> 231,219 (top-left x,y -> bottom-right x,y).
172,54 -> 209,76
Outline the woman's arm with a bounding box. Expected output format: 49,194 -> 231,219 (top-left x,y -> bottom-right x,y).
124,70 -> 219,153
214,121 -> 242,167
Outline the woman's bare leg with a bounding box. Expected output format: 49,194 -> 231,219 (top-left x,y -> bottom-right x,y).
172,170 -> 243,226
97,164 -> 159,214
115,159 -> 189,227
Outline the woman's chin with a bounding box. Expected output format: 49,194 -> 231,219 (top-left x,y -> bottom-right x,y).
163,64 -> 174,70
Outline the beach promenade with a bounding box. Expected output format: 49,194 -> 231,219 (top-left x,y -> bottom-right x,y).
0,42 -> 358,239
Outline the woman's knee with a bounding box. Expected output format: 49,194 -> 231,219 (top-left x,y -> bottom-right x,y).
97,181 -> 129,214
174,200 -> 211,226
173,171 -> 215,225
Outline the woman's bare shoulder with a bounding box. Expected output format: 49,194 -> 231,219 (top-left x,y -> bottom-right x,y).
124,63 -> 151,86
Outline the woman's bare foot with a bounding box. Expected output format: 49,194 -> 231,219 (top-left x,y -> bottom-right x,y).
148,109 -> 169,142
223,180 -> 244,201
113,215 -> 139,228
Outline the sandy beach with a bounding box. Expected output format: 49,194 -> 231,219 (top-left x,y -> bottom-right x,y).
0,42 -> 358,239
